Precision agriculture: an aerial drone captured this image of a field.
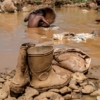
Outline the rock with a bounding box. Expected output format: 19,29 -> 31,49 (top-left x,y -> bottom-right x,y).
73,89 -> 80,93
63,94 -> 72,100
0,78 -> 5,83
1,0 -> 17,13
0,74 -> 6,79
69,78 -> 79,90
97,96 -> 100,100
9,73 -> 14,78
4,96 -> 17,100
6,70 -> 12,75
11,70 -> 16,75
80,81 -> 88,86
10,82 -> 24,94
5,76 -> 11,80
24,87 -> 39,98
71,92 -> 81,99
49,89 -> 60,93
90,89 -> 100,96
72,72 -> 87,82
87,65 -> 100,80
34,92 -> 64,100
0,89 -> 8,99
71,99 -> 82,100
0,83 -> 3,88
88,81 -> 96,87
98,83 -> 100,88
59,86 -> 72,94
69,84 -> 79,90
88,2 -> 97,9
69,78 -> 77,84
2,80 -> 11,95
51,95 -> 64,100
82,85 -> 96,94
22,5 -> 32,12
40,98 -> 48,100
18,96 -> 33,100
52,60 -> 58,65
53,33 -> 64,40
73,87 -> 82,93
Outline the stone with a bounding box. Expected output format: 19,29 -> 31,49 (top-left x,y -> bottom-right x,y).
11,70 -> 16,75
22,5 -> 32,12
71,92 -> 81,99
51,94 -> 64,100
69,78 -> 77,85
80,81 -> 88,86
5,76 -> 11,80
71,99 -> 82,100
4,96 -> 17,100
40,98 -> 48,100
72,72 -> 87,82
34,92 -> 64,100
97,96 -> 100,100
90,89 -> 100,96
1,0 -> 17,12
73,87 -> 82,93
87,65 -> 100,80
49,89 -> 60,93
0,83 -> 3,88
0,78 -> 5,83
63,94 -> 72,100
69,78 -> 79,90
18,96 -> 33,100
88,81 -> 96,87
98,83 -> 100,88
2,80 -> 11,95
52,59 -> 58,65
0,89 -> 8,99
6,70 -> 12,75
0,74 -> 6,79
9,74 -> 14,78
88,2 -> 97,9
69,84 -> 79,90
59,86 -> 72,94
82,85 -> 96,94
24,87 -> 39,98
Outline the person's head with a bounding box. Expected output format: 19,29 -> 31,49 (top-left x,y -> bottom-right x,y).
34,8 -> 46,16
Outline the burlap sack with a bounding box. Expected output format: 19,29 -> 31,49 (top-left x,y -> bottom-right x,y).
53,48 -> 91,73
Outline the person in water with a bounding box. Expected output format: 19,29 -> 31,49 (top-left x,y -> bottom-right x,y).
24,8 -> 50,28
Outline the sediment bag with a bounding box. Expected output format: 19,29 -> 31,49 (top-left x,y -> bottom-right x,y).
53,48 -> 91,73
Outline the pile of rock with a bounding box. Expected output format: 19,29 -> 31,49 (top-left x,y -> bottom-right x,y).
0,70 -> 100,100
0,0 -> 17,13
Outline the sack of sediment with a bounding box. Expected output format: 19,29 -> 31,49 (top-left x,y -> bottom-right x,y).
53,48 -> 91,73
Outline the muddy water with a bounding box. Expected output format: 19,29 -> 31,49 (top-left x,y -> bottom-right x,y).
0,7 -> 100,72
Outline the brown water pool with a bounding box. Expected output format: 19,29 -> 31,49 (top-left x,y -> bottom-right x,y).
0,7 -> 100,72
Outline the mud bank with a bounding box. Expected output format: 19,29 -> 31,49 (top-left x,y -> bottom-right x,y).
0,68 -> 100,100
